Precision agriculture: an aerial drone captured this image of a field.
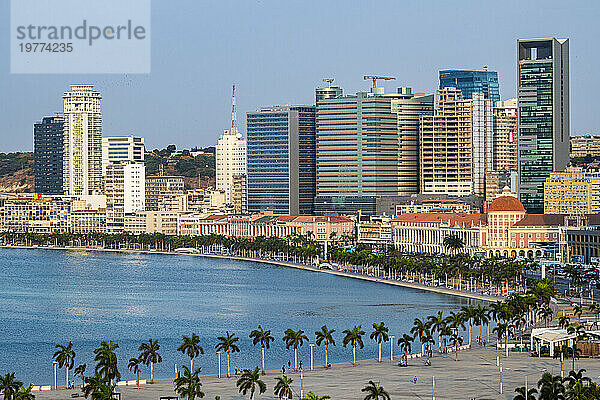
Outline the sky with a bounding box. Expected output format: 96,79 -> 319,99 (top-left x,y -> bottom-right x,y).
0,0 -> 599,152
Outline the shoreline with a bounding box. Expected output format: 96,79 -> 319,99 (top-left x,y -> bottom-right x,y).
1,244 -> 501,303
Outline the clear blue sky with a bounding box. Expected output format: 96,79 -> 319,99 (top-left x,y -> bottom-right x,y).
1,0 -> 598,152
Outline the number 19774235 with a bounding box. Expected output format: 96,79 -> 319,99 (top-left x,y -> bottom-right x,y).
19,42 -> 73,52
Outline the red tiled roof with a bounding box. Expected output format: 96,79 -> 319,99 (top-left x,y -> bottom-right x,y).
512,214 -> 566,227
488,195 -> 525,212
392,212 -> 485,227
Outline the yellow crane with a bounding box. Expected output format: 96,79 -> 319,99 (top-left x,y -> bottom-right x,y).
363,75 -> 395,89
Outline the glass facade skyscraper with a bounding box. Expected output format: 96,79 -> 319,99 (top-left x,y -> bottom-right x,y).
34,115 -> 64,195
246,106 -> 316,215
439,69 -> 500,104
517,38 -> 569,213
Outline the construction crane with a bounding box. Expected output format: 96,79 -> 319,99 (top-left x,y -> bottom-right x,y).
363,75 -> 395,89
323,78 -> 334,88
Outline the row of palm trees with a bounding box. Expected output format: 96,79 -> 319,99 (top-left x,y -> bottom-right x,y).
174,366 -> 389,400
513,369 -> 600,400
3,231 -> 536,297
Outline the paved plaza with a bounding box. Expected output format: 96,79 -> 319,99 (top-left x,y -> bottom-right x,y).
35,345 -> 600,400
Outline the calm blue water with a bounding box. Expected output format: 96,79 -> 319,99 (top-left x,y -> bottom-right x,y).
0,248 -> 471,385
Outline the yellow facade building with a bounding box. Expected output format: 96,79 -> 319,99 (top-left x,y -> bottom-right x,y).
544,167 -> 600,214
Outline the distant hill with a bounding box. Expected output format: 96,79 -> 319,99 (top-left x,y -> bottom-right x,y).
0,152 -> 34,193
0,145 -> 217,193
145,145 -> 216,190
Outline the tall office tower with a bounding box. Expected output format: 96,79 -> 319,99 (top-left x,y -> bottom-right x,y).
62,85 -> 102,196
314,87 -> 433,214
105,162 -> 145,232
420,88 -> 474,196
471,93 -> 494,195
145,176 -> 185,211
517,38 -> 570,213
34,115 -> 64,195
492,99 -> 518,171
439,69 -> 500,103
391,88 -> 435,194
102,136 -> 145,176
216,131 -> 247,206
246,106 -> 316,215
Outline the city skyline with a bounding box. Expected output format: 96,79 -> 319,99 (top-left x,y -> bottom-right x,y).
1,0 -> 599,152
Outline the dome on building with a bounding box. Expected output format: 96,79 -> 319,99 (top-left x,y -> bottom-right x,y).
488,193 -> 526,212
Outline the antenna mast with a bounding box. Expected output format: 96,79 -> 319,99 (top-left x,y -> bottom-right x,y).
231,84 -> 238,135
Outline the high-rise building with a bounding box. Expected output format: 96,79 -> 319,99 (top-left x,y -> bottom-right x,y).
145,176 -> 184,211
34,115 -> 64,195
105,162 -> 145,232
571,135 -> 600,158
102,136 -> 145,176
439,69 -> 500,103
216,130 -> 247,207
517,38 -> 570,213
493,99 -> 518,171
62,85 -> 103,196
314,87 -> 433,214
420,88 -> 474,196
544,167 -> 600,215
471,92 -> 494,195
246,106 -> 316,215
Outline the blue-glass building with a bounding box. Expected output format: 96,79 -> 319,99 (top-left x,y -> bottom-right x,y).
34,115 -> 64,195
439,69 -> 500,104
246,106 -> 316,215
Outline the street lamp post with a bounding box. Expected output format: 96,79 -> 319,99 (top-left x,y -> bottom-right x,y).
217,351 -> 222,378
432,376 -> 436,400
53,361 -> 58,390
309,344 -> 315,371
390,336 -> 395,361
499,364 -> 503,394
300,367 -> 304,399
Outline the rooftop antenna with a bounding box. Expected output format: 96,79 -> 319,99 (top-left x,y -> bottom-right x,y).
231,84 -> 238,135
323,78 -> 334,88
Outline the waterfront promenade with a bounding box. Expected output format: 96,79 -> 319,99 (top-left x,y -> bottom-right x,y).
35,345 -> 600,400
2,245 -> 501,303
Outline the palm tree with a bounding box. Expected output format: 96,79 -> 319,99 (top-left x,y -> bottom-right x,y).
410,317 -> 430,355
14,385 -> 35,400
370,322 -> 389,362
472,304 -> 490,342
449,333 -> 463,361
361,380 -> 390,400
342,325 -> 365,365
93,340 -> 120,383
443,234 -> 464,255
215,331 -> 240,378
427,311 -> 445,350
53,341 -> 76,387
236,367 -> 266,400
567,325 -> 587,372
250,326 -> 275,375
493,322 -> 510,358
138,339 -> 162,383
74,364 -> 87,389
558,315 -> 571,329
0,373 -> 23,400
178,333 -> 205,371
273,375 -> 293,399
174,366 -> 205,400
283,329 -> 308,371
460,305 -> 477,344
565,368 -> 591,388
537,372 -> 565,400
315,325 -> 336,368
83,372 -> 114,400
513,386 -> 538,400
127,357 -> 142,389
303,392 -> 331,400
397,334 -> 413,365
